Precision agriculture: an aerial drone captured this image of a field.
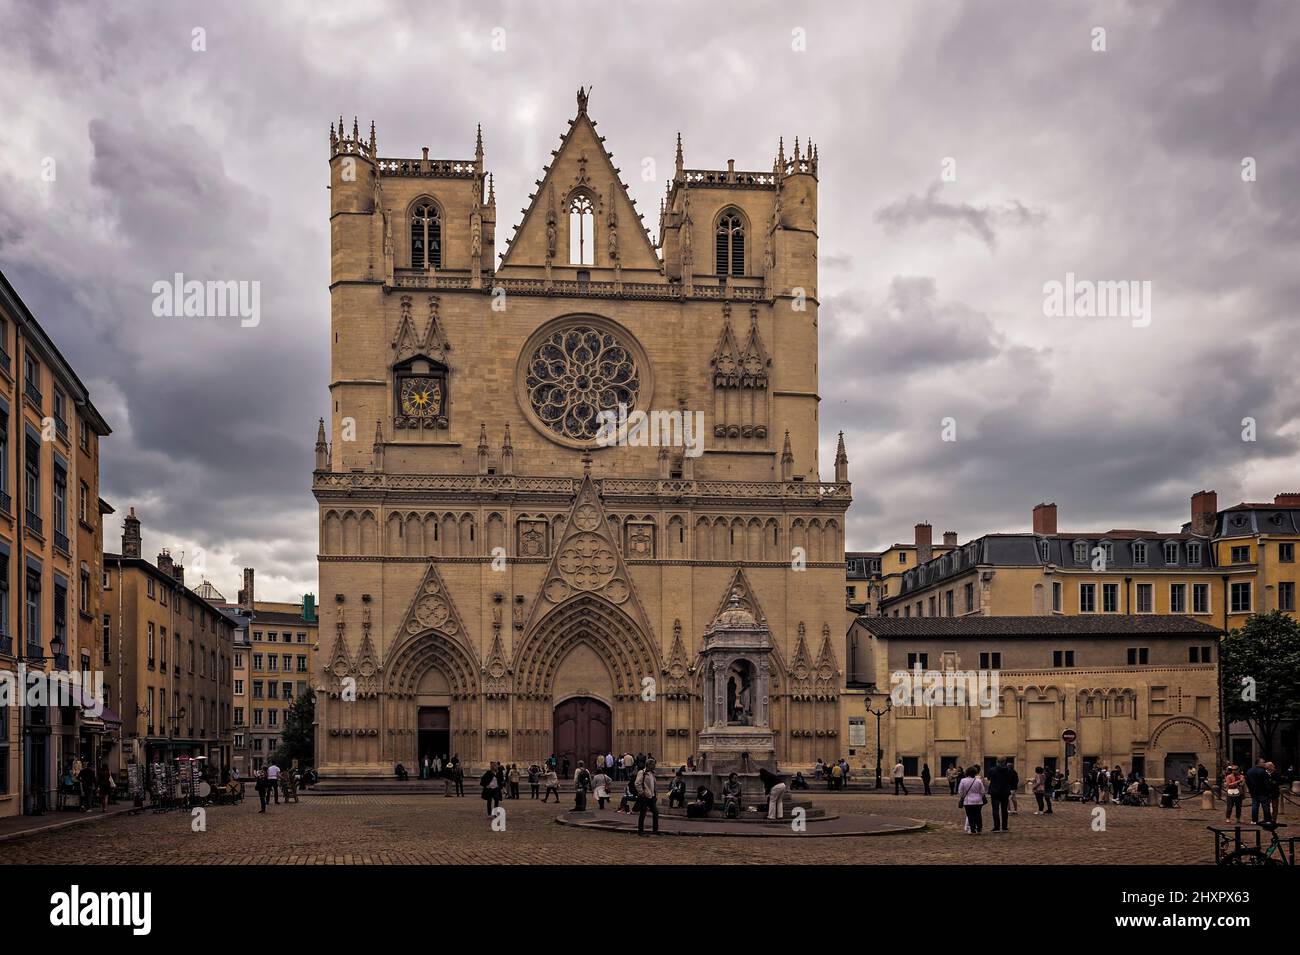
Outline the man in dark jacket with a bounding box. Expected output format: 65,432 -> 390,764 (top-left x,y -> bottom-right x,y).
1245,758 -> 1273,824
987,757 -> 1014,832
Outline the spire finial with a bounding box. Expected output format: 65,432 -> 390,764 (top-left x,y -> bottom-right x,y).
487,172 -> 495,204
576,85 -> 590,115
352,116 -> 360,140
369,120 -> 376,154
675,131 -> 683,176
475,123 -> 484,158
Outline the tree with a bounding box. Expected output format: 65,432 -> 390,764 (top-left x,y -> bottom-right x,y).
1220,611 -> 1300,760
272,690 -> 315,768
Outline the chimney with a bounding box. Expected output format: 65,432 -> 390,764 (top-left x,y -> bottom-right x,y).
943,531 -> 958,548
122,507 -> 142,558
1274,492 -> 1300,507
1033,502 -> 1058,536
238,567 -> 255,613
914,522 -> 933,564
171,561 -> 185,587
157,549 -> 173,578
1191,490 -> 1218,537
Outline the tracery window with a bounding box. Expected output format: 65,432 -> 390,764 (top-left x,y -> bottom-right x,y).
715,210 -> 745,275
568,193 -> 595,265
411,201 -> 442,269
524,322 -> 640,442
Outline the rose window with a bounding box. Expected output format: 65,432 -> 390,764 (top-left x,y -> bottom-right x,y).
524,323 -> 640,442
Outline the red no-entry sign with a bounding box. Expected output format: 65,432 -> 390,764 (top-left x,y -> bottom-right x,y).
1061,729 -> 1077,743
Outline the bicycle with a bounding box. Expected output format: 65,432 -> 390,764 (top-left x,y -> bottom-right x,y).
1209,821 -> 1296,865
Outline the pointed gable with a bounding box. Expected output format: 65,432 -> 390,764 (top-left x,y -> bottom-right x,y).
710,305 -> 740,385
523,473 -> 656,639
499,90 -> 660,273
385,562 -> 474,668
709,567 -> 769,627
392,294 -> 451,367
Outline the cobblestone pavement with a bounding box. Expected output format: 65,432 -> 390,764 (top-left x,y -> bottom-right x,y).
0,791 -> 1231,864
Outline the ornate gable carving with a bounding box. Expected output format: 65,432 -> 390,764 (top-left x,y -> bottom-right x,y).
324,608 -> 354,694
709,567 -> 769,627
387,562 -> 472,667
354,604 -> 380,698
662,618 -> 694,698
711,303 -> 769,441
482,623 -> 511,697
522,474 -> 655,639
392,294 -> 451,366
815,623 -> 840,697
499,91 -> 659,272
790,622 -> 814,700
711,304 -> 740,386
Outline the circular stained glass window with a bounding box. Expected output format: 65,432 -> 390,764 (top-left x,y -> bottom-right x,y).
521,320 -> 645,444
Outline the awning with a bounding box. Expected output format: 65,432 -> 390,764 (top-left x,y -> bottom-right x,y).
75,687 -> 122,730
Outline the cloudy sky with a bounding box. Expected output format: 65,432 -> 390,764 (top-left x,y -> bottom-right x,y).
0,0 -> 1297,598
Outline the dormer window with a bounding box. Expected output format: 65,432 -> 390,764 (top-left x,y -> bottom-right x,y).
1038,539 -> 1050,562
1187,541 -> 1202,564
1132,541 -> 1147,565
1163,541 -> 1178,564
411,201 -> 442,269
1073,541 -> 1088,564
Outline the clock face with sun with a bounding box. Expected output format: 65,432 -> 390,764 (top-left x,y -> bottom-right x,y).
400,377 -> 442,417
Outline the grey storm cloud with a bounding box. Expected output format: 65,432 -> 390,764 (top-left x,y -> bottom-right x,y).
0,0 -> 1297,592
874,184 -> 1046,250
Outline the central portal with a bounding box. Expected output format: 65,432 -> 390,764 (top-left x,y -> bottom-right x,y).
553,696 -> 612,772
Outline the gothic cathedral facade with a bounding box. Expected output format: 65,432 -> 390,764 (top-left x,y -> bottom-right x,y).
314,91 -> 850,775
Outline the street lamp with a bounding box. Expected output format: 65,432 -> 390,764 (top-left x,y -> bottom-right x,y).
866,697 -> 892,789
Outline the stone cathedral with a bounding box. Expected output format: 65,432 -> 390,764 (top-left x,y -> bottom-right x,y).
313,90 -> 851,775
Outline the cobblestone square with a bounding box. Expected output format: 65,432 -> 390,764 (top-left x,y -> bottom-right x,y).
0,790 -> 1232,865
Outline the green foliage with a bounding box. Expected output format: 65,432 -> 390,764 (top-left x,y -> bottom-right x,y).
1221,611 -> 1300,759
274,690 -> 316,768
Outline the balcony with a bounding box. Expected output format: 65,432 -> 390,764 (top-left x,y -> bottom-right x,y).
53,652 -> 69,670
25,643 -> 44,663
25,509 -> 42,535
0,346 -> 9,374
24,381 -> 42,407
53,530 -> 69,554
0,491 -> 9,515
0,633 -> 11,655
54,415 -> 68,441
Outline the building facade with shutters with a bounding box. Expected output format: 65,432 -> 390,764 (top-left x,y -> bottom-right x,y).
314,91 -> 849,774
0,270 -> 112,817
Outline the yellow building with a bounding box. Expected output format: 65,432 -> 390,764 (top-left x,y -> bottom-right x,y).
847,614 -> 1222,787
314,92 -> 849,775
0,270 -> 112,817
847,523 -> 957,614
104,508 -> 236,779
218,568 -> 317,772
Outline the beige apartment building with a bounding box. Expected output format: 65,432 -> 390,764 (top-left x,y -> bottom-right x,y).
847,615 -> 1221,786
0,270 -> 112,817
103,508 -> 236,779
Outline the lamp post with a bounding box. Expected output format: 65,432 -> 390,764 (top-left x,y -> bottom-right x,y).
867,697 -> 892,789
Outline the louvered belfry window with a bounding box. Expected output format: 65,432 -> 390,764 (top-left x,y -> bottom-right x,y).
715,211 -> 744,275
411,202 -> 442,269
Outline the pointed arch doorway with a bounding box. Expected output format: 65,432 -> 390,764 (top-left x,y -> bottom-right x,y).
553,696 -> 612,774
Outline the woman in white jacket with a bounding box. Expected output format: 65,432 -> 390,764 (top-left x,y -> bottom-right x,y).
957,765 -> 987,835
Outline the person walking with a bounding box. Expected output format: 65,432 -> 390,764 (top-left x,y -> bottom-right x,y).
957,765 -> 986,834
480,766 -> 499,816
541,766 -> 559,803
508,763 -> 521,800
946,764 -> 959,796
454,763 -> 465,797
528,763 -> 541,799
591,767 -> 612,809
1223,765 -> 1245,823
623,752 -> 634,781
892,759 -> 907,795
255,768 -> 270,813
635,756 -> 659,835
921,763 -> 932,796
987,757 -> 1013,832
1245,759 -> 1273,825
265,763 -> 281,805
1007,762 -> 1020,815
1031,766 -> 1047,814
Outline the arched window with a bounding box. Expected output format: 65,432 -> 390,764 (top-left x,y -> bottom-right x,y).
715,209 -> 745,275
568,193 -> 594,265
411,201 -> 442,269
